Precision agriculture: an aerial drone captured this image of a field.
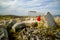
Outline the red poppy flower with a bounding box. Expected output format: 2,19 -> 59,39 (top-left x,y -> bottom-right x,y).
37,16 -> 41,21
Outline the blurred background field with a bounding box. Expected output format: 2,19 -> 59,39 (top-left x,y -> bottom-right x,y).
0,15 -> 60,28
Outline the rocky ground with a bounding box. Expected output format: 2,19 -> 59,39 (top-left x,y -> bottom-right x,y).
8,27 -> 60,40
0,16 -> 60,40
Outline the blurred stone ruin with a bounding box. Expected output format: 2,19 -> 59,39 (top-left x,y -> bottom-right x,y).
45,12 -> 57,28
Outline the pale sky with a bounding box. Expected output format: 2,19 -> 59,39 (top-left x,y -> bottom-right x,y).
0,0 -> 60,16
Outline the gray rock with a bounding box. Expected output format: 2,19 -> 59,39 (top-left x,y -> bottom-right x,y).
7,19 -> 16,30
45,12 -> 57,27
12,22 -> 26,32
0,25 -> 8,40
